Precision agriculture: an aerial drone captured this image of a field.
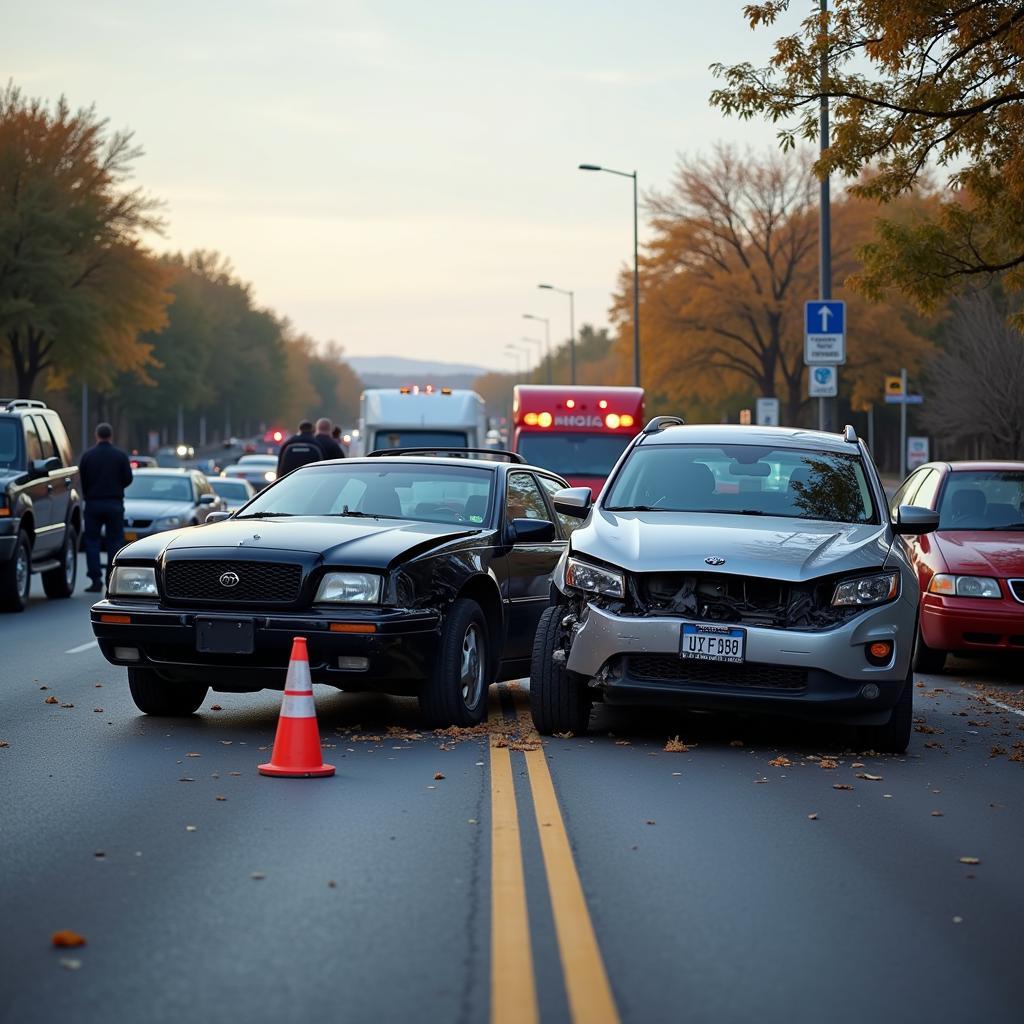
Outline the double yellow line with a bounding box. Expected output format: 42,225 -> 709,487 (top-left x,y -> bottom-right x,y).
490,692 -> 619,1024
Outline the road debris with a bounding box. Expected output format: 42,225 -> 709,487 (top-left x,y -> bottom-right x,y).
51,931 -> 86,948
665,736 -> 691,752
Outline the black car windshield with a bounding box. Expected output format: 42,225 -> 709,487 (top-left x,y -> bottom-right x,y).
938,471 -> 1024,530
0,420 -> 19,469
605,444 -> 878,524
125,475 -> 194,502
240,463 -> 495,526
517,432 -> 633,478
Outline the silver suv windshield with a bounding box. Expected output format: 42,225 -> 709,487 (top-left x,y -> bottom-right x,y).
605,444 -> 878,525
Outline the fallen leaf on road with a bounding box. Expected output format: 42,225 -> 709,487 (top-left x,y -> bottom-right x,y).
832,784 -> 854,790
51,931 -> 86,948
433,772 -> 445,780
553,731 -> 574,739
44,696 -> 59,704
215,795 -> 226,801
807,813 -> 818,820
959,856 -> 980,865
665,736 -> 690,752
819,758 -> 839,770
989,746 -> 1007,758
768,756 -> 792,767
855,772 -> 883,781
59,958 -> 82,970
209,705 -> 223,711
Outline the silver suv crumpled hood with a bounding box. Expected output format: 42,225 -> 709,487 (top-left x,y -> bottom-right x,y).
572,509 -> 892,581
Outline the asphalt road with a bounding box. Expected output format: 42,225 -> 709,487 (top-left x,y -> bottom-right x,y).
2,555 -> 1022,1023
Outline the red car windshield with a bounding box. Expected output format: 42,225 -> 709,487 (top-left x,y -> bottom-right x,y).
938,471 -> 1024,530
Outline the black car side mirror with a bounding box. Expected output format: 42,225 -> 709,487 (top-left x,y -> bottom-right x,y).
894,504 -> 940,535
198,493 -> 217,506
30,456 -> 60,478
508,518 -> 556,544
205,511 -> 232,524
553,486 -> 592,519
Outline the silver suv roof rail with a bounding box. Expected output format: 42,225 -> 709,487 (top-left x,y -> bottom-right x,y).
642,415 -> 686,434
843,424 -> 858,443
0,398 -> 47,410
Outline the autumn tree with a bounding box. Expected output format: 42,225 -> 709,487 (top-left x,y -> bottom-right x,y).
710,2 -> 1024,319
920,290 -> 1024,458
0,84 -> 171,396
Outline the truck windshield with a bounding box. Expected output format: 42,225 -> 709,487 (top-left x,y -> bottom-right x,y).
372,430 -> 468,450
517,432 -> 632,478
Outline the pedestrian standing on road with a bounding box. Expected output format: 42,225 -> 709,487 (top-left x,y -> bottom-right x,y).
313,418 -> 345,460
79,423 -> 133,593
276,420 -> 323,477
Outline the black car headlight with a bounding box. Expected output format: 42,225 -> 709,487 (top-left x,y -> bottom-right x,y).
564,556 -> 625,598
108,566 -> 159,597
832,572 -> 899,607
314,572 -> 382,604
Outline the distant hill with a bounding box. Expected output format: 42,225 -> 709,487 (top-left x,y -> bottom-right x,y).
348,356 -> 492,391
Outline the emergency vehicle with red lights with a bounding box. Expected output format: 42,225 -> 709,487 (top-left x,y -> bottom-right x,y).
511,385 -> 644,490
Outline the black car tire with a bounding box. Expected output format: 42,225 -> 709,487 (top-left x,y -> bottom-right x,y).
128,668 -> 208,716
912,629 -> 946,674
42,526 -> 78,599
859,669 -> 913,754
0,531 -> 32,613
530,605 -> 591,736
419,598 -> 490,728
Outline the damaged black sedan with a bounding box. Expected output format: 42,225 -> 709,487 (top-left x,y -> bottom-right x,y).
91,451 -> 570,726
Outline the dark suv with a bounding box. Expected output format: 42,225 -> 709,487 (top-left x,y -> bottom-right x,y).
0,399 -> 83,611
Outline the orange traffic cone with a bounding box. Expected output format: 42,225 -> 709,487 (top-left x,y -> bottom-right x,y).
258,637 -> 335,778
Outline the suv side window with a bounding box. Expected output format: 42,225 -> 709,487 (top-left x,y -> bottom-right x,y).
537,474 -> 581,538
506,472 -> 550,522
31,415 -> 56,460
23,417 -> 43,463
42,412 -> 73,466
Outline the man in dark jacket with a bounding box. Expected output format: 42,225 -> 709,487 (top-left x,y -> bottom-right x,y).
276,420 -> 323,477
79,423 -> 133,592
313,418 -> 345,460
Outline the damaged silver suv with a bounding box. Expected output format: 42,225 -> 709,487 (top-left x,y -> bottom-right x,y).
529,418 -> 939,752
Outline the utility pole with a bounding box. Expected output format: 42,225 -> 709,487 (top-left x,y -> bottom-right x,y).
818,0 -> 832,432
899,367 -> 908,479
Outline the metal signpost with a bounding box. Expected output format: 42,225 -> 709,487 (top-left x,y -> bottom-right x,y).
805,300 -> 845,429
883,368 -> 924,478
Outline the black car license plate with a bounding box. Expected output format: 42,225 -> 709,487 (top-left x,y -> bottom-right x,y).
196,617 -> 255,655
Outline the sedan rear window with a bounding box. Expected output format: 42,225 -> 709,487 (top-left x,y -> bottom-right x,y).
241,464 -> 495,526
605,444 -> 877,525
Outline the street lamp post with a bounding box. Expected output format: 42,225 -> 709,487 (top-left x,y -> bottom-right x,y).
522,314 -> 551,384
538,284 -> 575,384
579,163 -> 640,388
504,342 -> 529,377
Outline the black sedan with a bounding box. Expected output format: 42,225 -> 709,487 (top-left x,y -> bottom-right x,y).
90,450 -> 575,727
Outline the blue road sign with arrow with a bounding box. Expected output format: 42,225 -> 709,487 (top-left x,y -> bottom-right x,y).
804,300 -> 846,365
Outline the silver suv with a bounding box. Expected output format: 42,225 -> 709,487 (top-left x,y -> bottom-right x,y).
529,418 -> 939,752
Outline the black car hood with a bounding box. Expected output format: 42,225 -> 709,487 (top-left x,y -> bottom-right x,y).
152,516 -> 479,569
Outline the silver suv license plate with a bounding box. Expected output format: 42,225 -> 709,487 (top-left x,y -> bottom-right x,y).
680,623 -> 746,664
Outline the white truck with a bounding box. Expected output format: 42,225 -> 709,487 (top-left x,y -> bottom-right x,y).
353,387 -> 488,456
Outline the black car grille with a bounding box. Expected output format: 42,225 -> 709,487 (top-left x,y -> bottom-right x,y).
163,560 -> 302,603
626,655 -> 808,692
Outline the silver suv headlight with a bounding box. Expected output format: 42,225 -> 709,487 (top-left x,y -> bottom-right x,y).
832,572 -> 899,607
314,572 -> 382,604
564,556 -> 625,598
108,566 -> 159,597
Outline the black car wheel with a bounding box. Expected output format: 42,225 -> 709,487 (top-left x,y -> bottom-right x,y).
912,628 -> 946,674
42,526 -> 78,599
419,598 -> 489,728
0,531 -> 32,613
128,667 -> 208,716
530,605 -> 591,736
859,667 -> 913,754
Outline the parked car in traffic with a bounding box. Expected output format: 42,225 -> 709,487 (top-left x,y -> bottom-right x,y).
129,454 -> 158,469
91,450 -> 571,725
889,461 -> 1024,671
208,476 -> 256,511
122,469 -> 225,542
221,454 -> 278,490
530,418 -> 939,752
0,399 -> 82,611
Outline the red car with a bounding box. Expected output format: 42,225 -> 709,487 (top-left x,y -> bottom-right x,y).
890,461 -> 1024,671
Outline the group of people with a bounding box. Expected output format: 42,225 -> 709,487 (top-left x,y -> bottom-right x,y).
275,417 -> 347,476
76,415 -> 349,596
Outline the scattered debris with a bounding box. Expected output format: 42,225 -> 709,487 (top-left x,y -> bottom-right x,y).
807,813 -> 818,820
768,755 -> 792,767
44,696 -> 59,704
250,872 -> 266,881
931,811 -> 943,817
664,736 -> 691,753
832,783 -> 854,791
553,731 -> 574,739
215,795 -> 227,801
819,758 -> 839,770
209,705 -> 223,711
59,958 -> 83,971
645,819 -> 656,825
855,772 -> 883,781
92,708 -> 103,713
959,856 -> 981,865
433,772 -> 445,780
729,740 -> 744,747
51,931 -> 86,948
185,825 -> 198,832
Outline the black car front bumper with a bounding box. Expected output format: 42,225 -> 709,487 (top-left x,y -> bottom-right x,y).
90,600 -> 441,693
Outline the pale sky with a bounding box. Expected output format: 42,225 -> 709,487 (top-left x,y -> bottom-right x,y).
6,1 -> 804,370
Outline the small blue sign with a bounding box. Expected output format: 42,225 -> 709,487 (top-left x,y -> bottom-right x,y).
805,300 -> 845,337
